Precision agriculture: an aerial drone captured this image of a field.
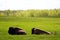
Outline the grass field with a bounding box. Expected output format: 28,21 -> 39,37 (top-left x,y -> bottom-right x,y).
0,17 -> 60,40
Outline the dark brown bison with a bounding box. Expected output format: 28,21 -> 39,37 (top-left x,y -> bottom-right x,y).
8,27 -> 26,35
32,28 -> 51,35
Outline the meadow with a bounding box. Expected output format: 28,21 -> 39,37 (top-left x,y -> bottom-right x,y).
0,17 -> 60,40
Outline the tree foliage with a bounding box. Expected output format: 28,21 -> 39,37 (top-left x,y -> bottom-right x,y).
0,9 -> 60,17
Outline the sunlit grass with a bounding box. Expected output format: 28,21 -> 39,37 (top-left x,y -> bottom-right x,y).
0,17 -> 60,40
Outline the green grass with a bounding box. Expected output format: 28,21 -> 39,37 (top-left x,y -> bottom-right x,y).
0,17 -> 60,40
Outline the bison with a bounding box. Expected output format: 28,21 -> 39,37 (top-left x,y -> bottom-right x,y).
8,27 -> 26,35
32,28 -> 51,35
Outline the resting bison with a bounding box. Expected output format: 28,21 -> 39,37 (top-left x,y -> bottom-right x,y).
32,28 -> 51,35
8,27 -> 26,35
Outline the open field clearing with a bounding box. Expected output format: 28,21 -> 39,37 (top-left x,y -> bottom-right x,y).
0,17 -> 60,40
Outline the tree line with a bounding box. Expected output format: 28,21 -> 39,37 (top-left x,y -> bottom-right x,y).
0,9 -> 60,17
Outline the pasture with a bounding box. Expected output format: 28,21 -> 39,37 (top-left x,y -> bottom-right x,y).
0,17 -> 60,40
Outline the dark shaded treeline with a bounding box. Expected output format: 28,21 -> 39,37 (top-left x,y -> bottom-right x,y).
0,9 -> 60,17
